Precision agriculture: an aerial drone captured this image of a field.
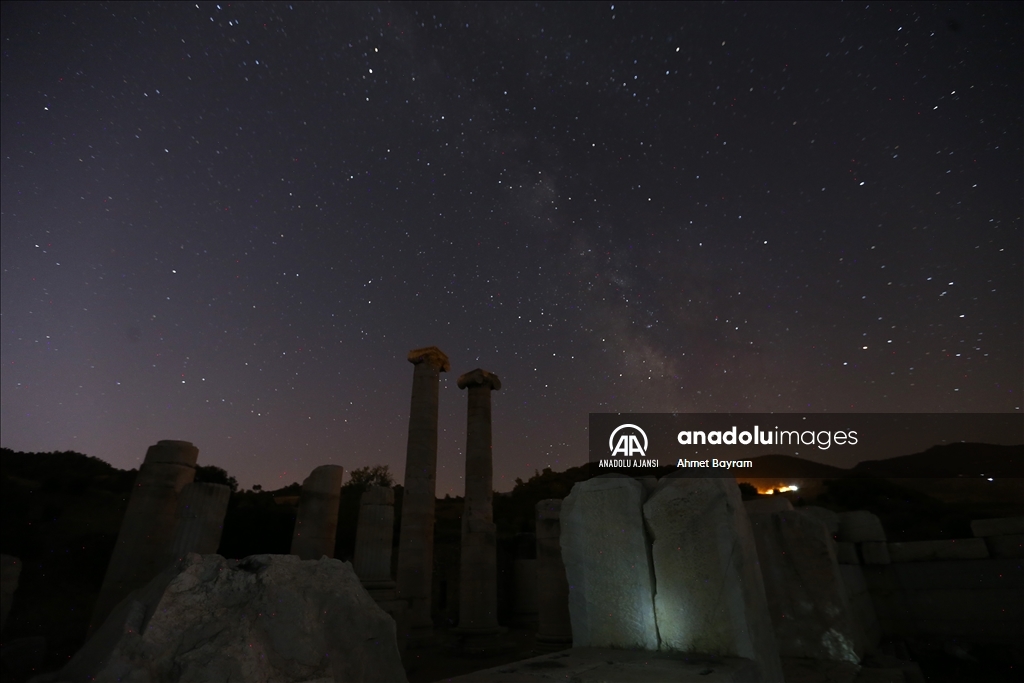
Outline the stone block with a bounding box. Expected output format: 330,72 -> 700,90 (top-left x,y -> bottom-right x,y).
63,554 -> 407,683
535,500 -> 572,644
743,497 -> 793,515
290,464 -> 344,560
560,475 -> 658,650
836,542 -> 859,564
644,475 -> 782,682
838,564 -> 880,651
860,541 -> 890,564
801,506 -> 841,535
971,516 -> 1024,537
984,534 -> 1024,558
837,511 -> 887,542
165,482 -> 231,564
747,508 -> 864,662
888,539 -> 988,562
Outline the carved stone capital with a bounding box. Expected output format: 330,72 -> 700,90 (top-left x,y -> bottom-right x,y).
457,368 -> 501,391
407,346 -> 450,372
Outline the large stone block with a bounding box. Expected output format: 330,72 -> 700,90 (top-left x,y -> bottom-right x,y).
743,497 -> 793,515
747,508 -> 864,662
971,517 -> 1024,537
62,554 -> 407,683
535,500 -> 572,644
837,511 -> 886,542
835,542 -> 859,565
984,534 -> 1024,558
838,564 -> 880,651
560,475 -> 658,650
643,475 -> 782,682
801,506 -> 841,535
888,539 -> 989,562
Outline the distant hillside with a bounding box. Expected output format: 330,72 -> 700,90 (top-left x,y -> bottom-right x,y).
851,443 -> 1023,478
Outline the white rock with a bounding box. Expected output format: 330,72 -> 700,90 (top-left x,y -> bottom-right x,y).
835,542 -> 860,565
800,506 -> 841,535
644,476 -> 783,682
63,554 -> 406,683
860,541 -> 891,565
743,497 -> 793,515
560,475 -> 658,649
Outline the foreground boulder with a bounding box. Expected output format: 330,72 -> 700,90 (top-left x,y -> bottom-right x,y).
60,553 -> 406,683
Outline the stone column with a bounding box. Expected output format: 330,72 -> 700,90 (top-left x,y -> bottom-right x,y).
396,346 -> 450,645
291,465 -> 345,560
535,500 -> 572,644
164,482 -> 232,564
90,440 -> 198,631
513,533 -> 538,627
354,485 -> 397,598
454,368 -> 502,637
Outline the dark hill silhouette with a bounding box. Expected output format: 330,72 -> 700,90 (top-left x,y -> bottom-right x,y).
743,454 -> 848,479
851,443 -> 1023,478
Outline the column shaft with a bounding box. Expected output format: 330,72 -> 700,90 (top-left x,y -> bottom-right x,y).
291,465 -> 345,560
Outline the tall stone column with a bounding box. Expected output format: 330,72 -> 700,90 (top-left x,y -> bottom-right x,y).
90,440 -> 198,631
164,482 -> 232,565
454,368 -> 502,636
354,485 -> 397,599
291,465 -> 345,560
535,499 -> 573,644
396,346 -> 450,645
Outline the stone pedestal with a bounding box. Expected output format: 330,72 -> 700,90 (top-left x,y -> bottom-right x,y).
165,482 -> 231,564
643,475 -> 782,682
396,346 -> 450,647
452,368 -> 507,654
290,464 -> 345,560
354,485 -> 397,600
747,507 -> 865,662
560,475 -> 658,650
90,440 -> 198,631
535,500 -> 572,645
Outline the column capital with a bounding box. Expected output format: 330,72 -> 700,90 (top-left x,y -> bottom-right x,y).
407,346 -> 450,372
457,368 -> 501,391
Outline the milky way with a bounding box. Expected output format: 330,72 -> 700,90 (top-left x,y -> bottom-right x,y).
2,2 -> 1020,493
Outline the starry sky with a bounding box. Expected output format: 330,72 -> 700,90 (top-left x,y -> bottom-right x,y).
2,2 -> 1021,494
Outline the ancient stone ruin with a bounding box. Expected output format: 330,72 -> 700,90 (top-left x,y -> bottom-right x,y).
395,346 -> 449,646
290,464 -> 345,560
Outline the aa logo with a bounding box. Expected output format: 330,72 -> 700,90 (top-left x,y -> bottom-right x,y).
609,424 -> 648,458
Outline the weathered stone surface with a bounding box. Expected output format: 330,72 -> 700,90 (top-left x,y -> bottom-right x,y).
643,476 -> 782,682
535,500 -> 572,644
837,511 -> 887,542
888,539 -> 989,562
860,541 -> 891,565
801,506 -> 841,535
747,509 -> 864,662
353,485 -> 396,595
983,534 -> 1024,558
838,564 -> 881,652
1,554 -> 21,635
743,497 -> 793,515
513,559 -> 538,626
560,475 -> 658,650
165,483 -> 231,565
62,554 -> 407,683
290,465 -> 345,560
442,648 -> 761,682
835,542 -> 860,565
91,440 -> 198,631
396,347 -> 448,644
970,517 -> 1024,538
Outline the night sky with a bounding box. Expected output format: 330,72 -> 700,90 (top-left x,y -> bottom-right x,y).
2,2 -> 1021,494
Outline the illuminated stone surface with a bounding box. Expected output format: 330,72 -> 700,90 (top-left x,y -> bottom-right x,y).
747,508 -> 865,662
560,475 -> 658,650
290,464 -> 344,560
643,475 -> 782,682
